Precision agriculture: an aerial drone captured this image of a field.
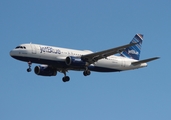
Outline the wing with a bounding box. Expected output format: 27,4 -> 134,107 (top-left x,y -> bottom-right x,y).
81,42 -> 138,64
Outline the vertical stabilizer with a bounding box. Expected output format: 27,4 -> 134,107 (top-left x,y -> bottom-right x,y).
121,34 -> 143,60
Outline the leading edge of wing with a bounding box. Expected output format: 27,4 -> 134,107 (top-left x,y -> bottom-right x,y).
81,42 -> 138,63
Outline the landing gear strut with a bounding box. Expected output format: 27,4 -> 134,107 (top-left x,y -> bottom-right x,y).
27,61 -> 32,72
62,71 -> 70,82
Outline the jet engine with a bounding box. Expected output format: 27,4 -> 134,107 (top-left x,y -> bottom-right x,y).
34,65 -> 57,76
65,56 -> 86,67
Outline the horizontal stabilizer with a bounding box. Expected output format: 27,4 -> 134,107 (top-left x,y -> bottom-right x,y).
131,57 -> 160,65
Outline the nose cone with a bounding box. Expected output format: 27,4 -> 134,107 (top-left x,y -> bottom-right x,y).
10,49 -> 17,58
10,50 -> 13,56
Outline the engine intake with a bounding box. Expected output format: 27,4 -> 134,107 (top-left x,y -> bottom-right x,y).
65,56 -> 86,67
34,65 -> 57,76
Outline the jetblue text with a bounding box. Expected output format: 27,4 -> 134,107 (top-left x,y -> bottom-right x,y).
40,46 -> 61,54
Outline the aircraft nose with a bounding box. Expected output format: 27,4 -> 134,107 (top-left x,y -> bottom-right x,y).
10,50 -> 13,56
10,50 -> 16,57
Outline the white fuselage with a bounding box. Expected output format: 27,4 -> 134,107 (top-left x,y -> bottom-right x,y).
10,43 -> 147,72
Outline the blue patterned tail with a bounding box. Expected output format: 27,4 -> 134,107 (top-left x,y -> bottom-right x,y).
121,34 -> 143,60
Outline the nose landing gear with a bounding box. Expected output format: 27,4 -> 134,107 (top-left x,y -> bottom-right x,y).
27,61 -> 32,72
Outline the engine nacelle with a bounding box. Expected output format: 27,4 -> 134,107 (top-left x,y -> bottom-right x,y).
34,65 -> 57,76
65,56 -> 86,67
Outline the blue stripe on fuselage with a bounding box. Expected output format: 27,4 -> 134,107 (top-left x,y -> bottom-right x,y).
11,56 -> 121,72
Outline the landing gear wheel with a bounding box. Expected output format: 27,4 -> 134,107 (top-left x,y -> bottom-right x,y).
83,70 -> 91,76
27,68 -> 32,72
83,71 -> 87,76
62,76 -> 70,82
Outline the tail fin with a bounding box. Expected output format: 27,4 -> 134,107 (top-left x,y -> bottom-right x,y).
121,34 -> 143,60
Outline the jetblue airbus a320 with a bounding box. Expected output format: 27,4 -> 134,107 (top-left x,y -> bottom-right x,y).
10,34 -> 159,82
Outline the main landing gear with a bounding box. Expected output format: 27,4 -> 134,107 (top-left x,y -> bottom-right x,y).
83,70 -> 91,76
83,66 -> 91,76
62,71 -> 70,82
61,70 -> 90,82
27,61 -> 32,72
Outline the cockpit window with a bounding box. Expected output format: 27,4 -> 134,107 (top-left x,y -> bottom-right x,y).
15,46 -> 20,49
15,46 -> 26,49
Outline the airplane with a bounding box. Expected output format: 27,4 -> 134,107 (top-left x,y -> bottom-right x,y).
10,34 -> 159,82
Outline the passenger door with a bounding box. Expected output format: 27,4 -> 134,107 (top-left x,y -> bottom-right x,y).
30,44 -> 36,54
